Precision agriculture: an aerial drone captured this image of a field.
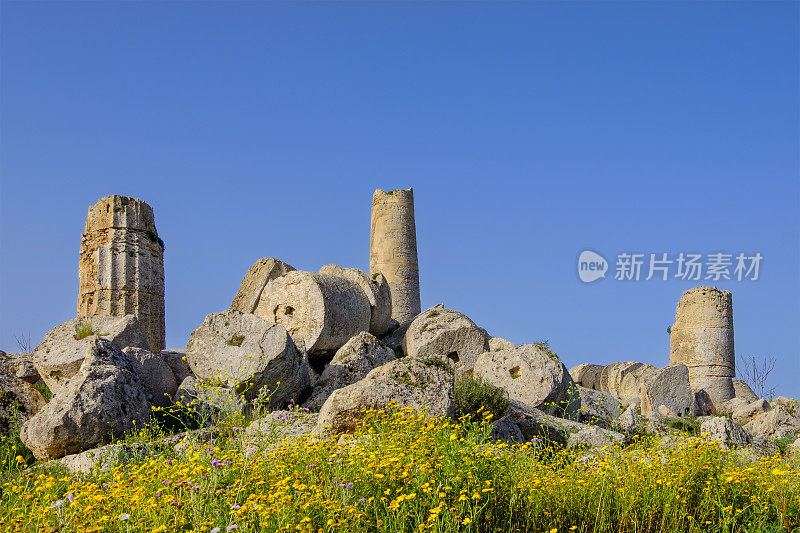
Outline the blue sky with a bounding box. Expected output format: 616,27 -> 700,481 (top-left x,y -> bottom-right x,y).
1,1 -> 798,397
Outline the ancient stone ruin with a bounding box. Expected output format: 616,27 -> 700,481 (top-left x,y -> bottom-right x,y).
370,188 -> 421,324
77,195 -> 165,353
669,286 -> 736,407
5,187 -> 798,470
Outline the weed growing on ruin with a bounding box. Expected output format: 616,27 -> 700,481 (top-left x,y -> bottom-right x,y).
427,310 -> 440,318
0,407 -> 34,478
454,375 -> 508,422
34,382 -> 52,401
73,322 -> 94,340
226,335 -> 245,347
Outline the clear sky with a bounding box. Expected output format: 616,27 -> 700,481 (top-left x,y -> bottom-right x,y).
1,1 -> 798,398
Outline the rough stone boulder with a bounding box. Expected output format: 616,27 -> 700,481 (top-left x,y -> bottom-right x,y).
700,417 -> 750,450
1,352 -> 40,384
257,271 -> 372,355
742,405 -> 800,441
597,362 -> 656,405
319,265 -> 392,337
316,357 -> 454,435
230,258 -> 296,314
616,405 -> 645,433
489,415 -> 524,443
303,332 -> 396,411
161,350 -> 194,384
568,425 -> 624,449
21,338 -> 151,460
33,315 -> 150,395
185,310 -> 309,403
402,305 -> 490,373
639,364 -> 694,418
732,380 -> 758,404
472,343 -> 580,417
488,337 -> 515,352
569,363 -> 603,390
731,399 -> 770,425
617,364 -> 659,407
122,347 -> 177,407
0,367 -> 47,434
505,402 -> 620,447
576,386 -> 622,428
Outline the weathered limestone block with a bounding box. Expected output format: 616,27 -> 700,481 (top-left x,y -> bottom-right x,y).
505,401 -> 620,447
618,364 -> 659,408
569,363 -> 604,390
568,426 -> 624,449
185,310 -> 309,403
731,399 -> 770,425
0,367 -> 47,434
78,195 -> 165,353
577,386 -> 623,428
369,188 -> 421,324
472,343 -> 580,417
402,305 -> 490,373
122,347 -> 177,407
742,404 -> 800,441
490,415 -> 524,444
669,287 -> 735,406
639,364 -> 694,418
700,417 -> 750,450
316,357 -> 454,435
256,271 -> 372,355
732,380 -> 758,403
21,338 -> 151,460
161,350 -> 194,384
33,315 -> 150,395
230,258 -> 296,314
319,264 -> 392,336
489,337 -> 516,352
597,362 -> 651,400
303,332 -> 396,411
616,405 -> 645,433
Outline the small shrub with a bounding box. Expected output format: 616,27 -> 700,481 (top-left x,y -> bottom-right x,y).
455,374 -> 508,422
73,321 -> 94,340
226,335 -> 245,347
427,310 -> 440,318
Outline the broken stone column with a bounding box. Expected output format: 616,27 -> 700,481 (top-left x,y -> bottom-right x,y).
77,195 -> 165,353
256,270 -> 372,355
669,286 -> 735,406
370,188 -> 421,324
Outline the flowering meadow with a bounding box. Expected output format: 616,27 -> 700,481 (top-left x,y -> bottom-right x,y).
1,407 -> 799,533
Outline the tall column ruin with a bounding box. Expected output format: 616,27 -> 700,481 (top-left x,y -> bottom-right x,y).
669,286 -> 735,406
77,195 -> 165,353
370,188 -> 421,324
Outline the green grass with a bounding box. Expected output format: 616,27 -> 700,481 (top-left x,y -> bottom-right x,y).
73,321 -> 94,340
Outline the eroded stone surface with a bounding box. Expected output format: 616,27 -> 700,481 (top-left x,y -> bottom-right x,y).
669,287 -> 735,406
257,271 -> 372,355
77,195 -> 165,353
402,305 -> 490,374
370,188 -> 421,324
33,315 -> 150,395
318,265 -> 392,336
230,258 -> 296,314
